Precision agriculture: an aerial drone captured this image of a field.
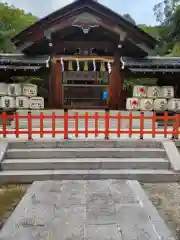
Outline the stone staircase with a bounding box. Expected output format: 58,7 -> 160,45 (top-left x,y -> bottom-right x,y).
0,140 -> 179,183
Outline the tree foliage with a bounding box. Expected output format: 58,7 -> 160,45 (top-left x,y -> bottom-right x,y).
152,0 -> 180,56
0,2 -> 37,52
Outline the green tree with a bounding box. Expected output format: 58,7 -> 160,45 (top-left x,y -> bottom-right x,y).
0,2 -> 37,52
153,0 -> 180,56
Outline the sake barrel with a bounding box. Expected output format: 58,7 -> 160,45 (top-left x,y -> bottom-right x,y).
126,98 -> 139,110
0,96 -> 15,109
7,84 -> 22,96
16,96 -> 29,109
147,86 -> 161,99
22,84 -> 37,97
140,98 -> 154,111
167,98 -> 180,112
133,85 -> 147,98
29,97 -> 44,109
154,98 -> 167,111
161,86 -> 174,99
0,83 -> 8,96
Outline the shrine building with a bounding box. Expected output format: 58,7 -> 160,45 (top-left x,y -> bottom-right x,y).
0,0 -> 180,109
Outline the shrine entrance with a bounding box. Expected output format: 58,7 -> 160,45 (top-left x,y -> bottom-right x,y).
62,71 -> 108,109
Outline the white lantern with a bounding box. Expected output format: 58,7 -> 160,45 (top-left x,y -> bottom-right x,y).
16,96 -> 29,109
154,99 -> 167,111
133,85 -> 147,98
29,97 -> 44,109
7,84 -> 22,96
168,98 -> 180,112
140,98 -> 154,111
147,86 -> 161,99
22,84 -> 37,97
161,86 -> 174,99
126,98 -> 139,110
0,83 -> 8,96
0,96 -> 15,109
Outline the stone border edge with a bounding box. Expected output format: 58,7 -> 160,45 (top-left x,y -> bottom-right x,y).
0,140 -> 8,163
162,140 -> 180,172
129,180 -> 175,239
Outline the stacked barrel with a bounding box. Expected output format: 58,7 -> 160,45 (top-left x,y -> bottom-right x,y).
0,83 -> 44,110
126,85 -> 180,112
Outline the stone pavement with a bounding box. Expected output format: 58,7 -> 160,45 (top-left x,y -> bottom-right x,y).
0,180 -> 175,239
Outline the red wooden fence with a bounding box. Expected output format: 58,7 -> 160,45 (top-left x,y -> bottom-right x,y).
0,111 -> 179,140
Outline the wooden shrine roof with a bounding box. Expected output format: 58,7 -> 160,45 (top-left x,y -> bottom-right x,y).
11,0 -> 157,54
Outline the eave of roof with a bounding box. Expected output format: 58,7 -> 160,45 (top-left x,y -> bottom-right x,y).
0,66 -> 42,71
129,68 -> 180,73
12,0 -> 157,48
0,54 -> 50,67
121,56 -> 180,68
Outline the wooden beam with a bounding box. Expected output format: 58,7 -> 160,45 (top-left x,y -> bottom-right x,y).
53,41 -> 115,50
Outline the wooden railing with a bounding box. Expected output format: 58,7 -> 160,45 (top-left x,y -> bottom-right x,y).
0,111 -> 179,140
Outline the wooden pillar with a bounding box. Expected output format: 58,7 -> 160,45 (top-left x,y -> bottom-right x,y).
108,53 -> 124,109
48,60 -> 63,108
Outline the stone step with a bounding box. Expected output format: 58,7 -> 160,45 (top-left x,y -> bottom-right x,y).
0,169 -> 178,183
8,140 -> 163,149
5,148 -> 166,159
2,158 -> 170,171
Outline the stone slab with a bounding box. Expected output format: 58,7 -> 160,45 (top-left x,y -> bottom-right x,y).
0,180 -> 175,240
0,141 -> 8,164
162,140 -> 180,172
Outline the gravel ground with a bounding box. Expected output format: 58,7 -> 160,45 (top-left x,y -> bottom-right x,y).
0,185 -> 28,229
142,183 -> 180,240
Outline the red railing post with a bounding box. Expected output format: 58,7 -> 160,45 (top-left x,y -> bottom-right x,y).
52,112 -> 55,138
104,108 -> 109,139
172,113 -> 179,139
164,111 -> 168,138
129,112 -> 132,138
15,112 -> 19,138
152,111 -> 156,138
95,112 -> 98,138
140,112 -> 144,140
28,111 -> 32,140
117,112 -> 121,138
64,108 -> 68,139
85,112 -> 88,138
75,112 -> 78,138
40,112 -> 44,138
2,112 -> 6,138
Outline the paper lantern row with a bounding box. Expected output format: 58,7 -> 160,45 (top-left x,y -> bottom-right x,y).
133,85 -> 174,99
0,96 -> 44,110
0,83 -> 38,97
126,98 -> 180,112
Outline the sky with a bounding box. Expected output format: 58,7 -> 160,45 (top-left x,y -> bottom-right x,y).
0,0 -> 160,25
